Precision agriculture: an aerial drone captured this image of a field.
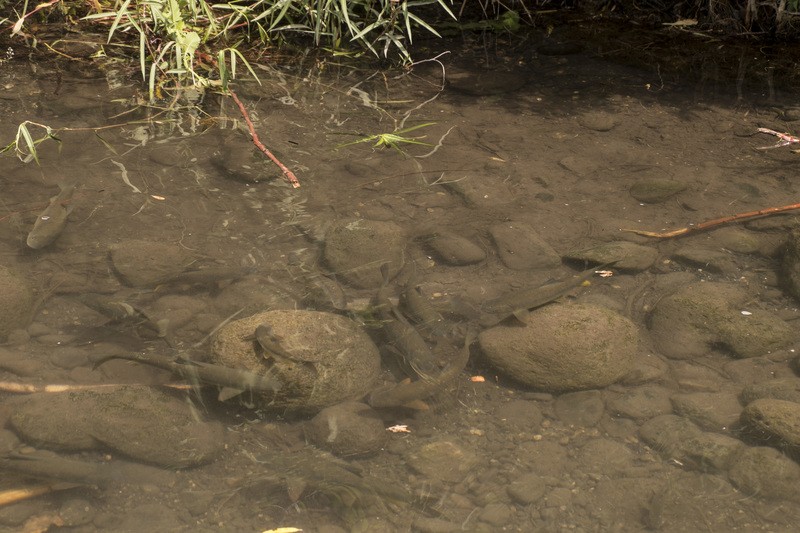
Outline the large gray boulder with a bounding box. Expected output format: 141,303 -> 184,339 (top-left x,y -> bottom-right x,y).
479,303 -> 639,392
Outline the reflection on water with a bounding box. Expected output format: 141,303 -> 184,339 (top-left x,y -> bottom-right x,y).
3,23 -> 800,532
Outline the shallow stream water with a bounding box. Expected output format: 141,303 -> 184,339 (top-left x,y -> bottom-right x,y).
2,20 -> 800,533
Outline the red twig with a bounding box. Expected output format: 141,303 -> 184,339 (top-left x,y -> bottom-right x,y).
621,201 -> 800,238
757,127 -> 800,150
229,90 -> 300,188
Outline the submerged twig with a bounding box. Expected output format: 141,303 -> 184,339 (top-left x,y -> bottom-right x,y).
621,201 -> 800,239
228,90 -> 300,188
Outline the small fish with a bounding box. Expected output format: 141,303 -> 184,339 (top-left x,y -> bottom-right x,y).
248,324 -> 318,376
90,352 -> 282,400
478,263 -> 613,327
78,293 -> 169,338
399,267 -> 449,340
368,333 -> 474,409
373,263 -> 441,380
26,182 -> 75,249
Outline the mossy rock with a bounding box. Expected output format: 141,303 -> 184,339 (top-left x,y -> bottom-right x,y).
212,310 -> 381,412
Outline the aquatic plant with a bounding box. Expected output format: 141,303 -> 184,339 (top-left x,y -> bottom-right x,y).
79,0 -> 455,99
336,122 -> 436,154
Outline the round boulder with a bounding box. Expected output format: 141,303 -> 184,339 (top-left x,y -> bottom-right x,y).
110,239 -> 191,287
649,282 -> 795,359
478,303 -> 639,392
740,398 -> 800,455
9,385 -> 224,468
305,401 -> 387,457
212,310 -> 381,412
728,446 -> 800,502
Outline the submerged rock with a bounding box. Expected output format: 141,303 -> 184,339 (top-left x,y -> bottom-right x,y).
577,111 -> 619,132
740,398 -> 800,455
323,219 -> 405,289
670,392 -> 742,432
489,222 -> 561,271
405,440 -> 480,483
564,241 -> 658,272
629,179 -> 686,203
212,309 -> 381,412
649,282 -> 795,359
728,446 -> 800,502
8,385 -> 224,468
421,230 -> 486,266
639,414 -> 742,474
110,239 -> 192,287
304,401 -> 387,457
479,303 -> 639,392
740,379 -> 800,405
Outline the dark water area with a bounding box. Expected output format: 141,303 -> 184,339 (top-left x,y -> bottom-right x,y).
3,19 -> 800,532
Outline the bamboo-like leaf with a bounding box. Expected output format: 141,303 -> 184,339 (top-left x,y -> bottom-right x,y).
139,31 -> 146,80
17,123 -> 38,164
107,0 -> 133,44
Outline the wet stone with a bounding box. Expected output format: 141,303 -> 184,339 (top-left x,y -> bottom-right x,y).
639,415 -> 742,474
479,503 -> 515,527
681,432 -> 744,473
577,111 -> 619,132
740,398 -> 800,455
553,390 -> 605,427
406,441 -> 480,483
564,241 -> 658,272
629,179 -> 687,203
0,265 -> 33,340
575,438 -> 635,476
619,354 -> 670,386
323,218 -> 406,289
728,446 -> 800,502
109,239 -> 192,288
150,294 -> 207,332
740,379 -> 800,405
607,385 -> 673,421
639,414 -> 702,459
488,222 -> 561,270
649,282 -> 795,360
8,385 -> 224,468
670,360 -> 727,392
480,304 -> 639,392
212,309 -> 381,412
670,392 -> 742,432
412,516 -> 462,533
724,357 -> 796,385
304,401 -> 388,457
0,348 -> 44,377
492,399 -> 543,429
507,473 -> 547,505
708,227 -> 764,254
422,230 -> 486,266
671,245 -> 737,274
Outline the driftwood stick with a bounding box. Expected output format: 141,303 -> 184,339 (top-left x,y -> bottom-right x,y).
621,202 -> 800,239
229,90 -> 301,188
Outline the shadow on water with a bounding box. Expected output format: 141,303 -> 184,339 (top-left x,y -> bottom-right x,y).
3,15 -> 800,532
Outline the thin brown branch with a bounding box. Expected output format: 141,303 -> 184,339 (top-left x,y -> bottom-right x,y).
228,90 -> 300,188
621,201 -> 800,239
